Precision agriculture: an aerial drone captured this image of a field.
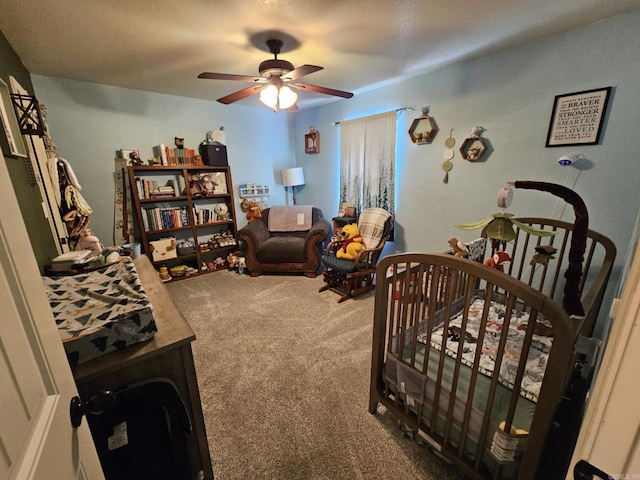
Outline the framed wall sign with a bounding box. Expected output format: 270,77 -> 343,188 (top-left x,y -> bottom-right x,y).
545,87 -> 612,147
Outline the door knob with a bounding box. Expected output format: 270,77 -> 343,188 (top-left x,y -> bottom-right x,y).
69,390 -> 116,428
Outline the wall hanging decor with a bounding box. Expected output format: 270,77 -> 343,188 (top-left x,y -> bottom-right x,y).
305,126 -> 320,154
442,129 -> 456,183
545,87 -> 611,147
408,107 -> 438,144
460,126 -> 487,161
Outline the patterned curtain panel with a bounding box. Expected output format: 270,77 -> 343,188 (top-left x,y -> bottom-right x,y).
339,111 -> 396,216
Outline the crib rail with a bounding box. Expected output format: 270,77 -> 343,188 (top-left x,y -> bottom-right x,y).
370,253 -> 581,480
485,217 -> 615,337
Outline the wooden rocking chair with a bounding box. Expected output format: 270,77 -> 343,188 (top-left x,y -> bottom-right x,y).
319,207 -> 394,302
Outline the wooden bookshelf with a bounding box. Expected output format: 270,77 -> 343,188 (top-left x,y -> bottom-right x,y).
128,165 -> 239,281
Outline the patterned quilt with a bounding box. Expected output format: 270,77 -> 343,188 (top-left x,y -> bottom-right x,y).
418,299 -> 553,403
43,258 -> 157,366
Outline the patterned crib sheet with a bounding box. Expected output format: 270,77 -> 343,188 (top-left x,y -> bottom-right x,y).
418,299 -> 553,403
43,257 -> 157,366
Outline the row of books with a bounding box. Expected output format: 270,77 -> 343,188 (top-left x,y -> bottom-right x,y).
153,144 -> 201,166
133,176 -> 177,199
141,206 -> 189,232
193,207 -> 231,225
142,205 -> 232,232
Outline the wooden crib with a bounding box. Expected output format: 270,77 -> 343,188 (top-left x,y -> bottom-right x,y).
368,183 -> 616,480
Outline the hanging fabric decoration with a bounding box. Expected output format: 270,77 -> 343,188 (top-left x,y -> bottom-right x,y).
52,156 -> 93,246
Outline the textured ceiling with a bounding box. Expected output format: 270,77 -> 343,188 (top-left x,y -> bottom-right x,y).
1,0 -> 639,110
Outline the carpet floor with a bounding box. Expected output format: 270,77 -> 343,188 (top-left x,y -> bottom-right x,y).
167,271 -> 461,480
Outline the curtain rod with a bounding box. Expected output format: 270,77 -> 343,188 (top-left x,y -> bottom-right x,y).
330,105 -> 415,126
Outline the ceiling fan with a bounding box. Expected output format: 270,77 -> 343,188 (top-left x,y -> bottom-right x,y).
198,39 -> 353,110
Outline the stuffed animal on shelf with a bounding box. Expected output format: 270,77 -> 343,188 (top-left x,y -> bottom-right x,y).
447,237 -> 469,257
530,245 -> 558,266
484,251 -> 511,272
336,223 -> 365,260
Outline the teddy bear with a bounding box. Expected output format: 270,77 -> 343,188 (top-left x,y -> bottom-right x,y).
484,251 -> 511,272
447,237 -> 469,257
240,199 -> 262,222
336,223 -> 365,260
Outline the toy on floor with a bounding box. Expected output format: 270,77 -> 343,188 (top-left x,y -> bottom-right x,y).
336,223 -> 365,260
484,251 -> 511,272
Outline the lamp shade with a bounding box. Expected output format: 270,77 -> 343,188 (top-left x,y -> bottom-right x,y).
282,167 -> 305,187
259,85 -> 278,109
278,86 -> 297,109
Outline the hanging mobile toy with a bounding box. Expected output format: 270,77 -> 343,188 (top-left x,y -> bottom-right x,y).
442,129 -> 455,183
455,183 -> 557,242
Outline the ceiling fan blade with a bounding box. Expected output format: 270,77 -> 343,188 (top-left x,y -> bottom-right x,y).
281,65 -> 323,82
217,85 -> 263,104
198,72 -> 265,83
292,82 -> 354,99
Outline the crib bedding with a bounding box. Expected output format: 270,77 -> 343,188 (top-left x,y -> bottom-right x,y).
422,296 -> 553,404
43,257 -> 157,366
382,291 -> 553,477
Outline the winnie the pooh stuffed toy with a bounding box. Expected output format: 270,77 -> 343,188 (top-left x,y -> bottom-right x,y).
336,223 -> 365,260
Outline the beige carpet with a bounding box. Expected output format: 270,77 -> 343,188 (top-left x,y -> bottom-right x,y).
167,271 -> 460,480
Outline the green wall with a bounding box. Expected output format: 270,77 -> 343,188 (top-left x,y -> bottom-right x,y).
0,31 -> 57,270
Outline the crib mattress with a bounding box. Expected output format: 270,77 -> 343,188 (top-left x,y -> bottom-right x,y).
43,257 -> 157,366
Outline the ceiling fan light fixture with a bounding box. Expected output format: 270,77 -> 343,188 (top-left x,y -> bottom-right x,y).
278,85 -> 297,109
259,84 -> 278,109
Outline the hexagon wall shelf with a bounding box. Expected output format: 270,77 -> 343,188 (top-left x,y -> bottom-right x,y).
408,115 -> 438,144
460,132 -> 487,161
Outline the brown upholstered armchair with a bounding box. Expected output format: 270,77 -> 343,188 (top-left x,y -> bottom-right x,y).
237,206 -> 330,277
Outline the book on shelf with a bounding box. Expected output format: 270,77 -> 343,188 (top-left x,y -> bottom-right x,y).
152,144 -> 168,165
134,177 -> 177,199
163,146 -> 199,166
141,206 -> 188,231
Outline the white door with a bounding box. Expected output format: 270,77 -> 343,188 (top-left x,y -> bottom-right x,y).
0,149 -> 103,479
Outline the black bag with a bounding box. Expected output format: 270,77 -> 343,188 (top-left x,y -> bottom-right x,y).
87,378 -> 192,480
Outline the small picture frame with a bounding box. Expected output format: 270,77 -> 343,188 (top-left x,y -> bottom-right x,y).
0,78 -> 27,158
546,87 -> 612,147
305,131 -> 320,154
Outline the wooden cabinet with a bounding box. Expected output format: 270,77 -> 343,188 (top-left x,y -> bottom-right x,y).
128,165 -> 239,280
72,256 -> 213,479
